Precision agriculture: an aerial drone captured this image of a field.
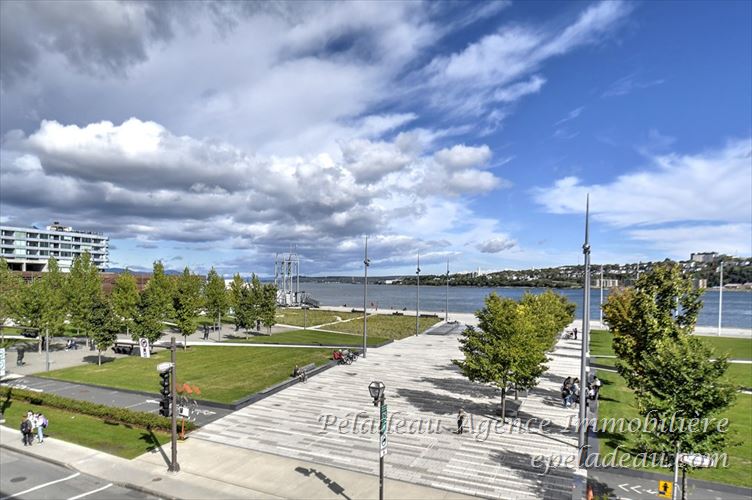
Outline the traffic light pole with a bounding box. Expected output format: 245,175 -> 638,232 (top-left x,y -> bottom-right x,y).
169,336 -> 180,472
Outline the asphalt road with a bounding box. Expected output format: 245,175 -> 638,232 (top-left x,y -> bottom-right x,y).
1,376 -> 231,427
589,469 -> 751,500
0,448 -> 158,499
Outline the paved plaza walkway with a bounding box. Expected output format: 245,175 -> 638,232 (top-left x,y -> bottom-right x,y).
194,327 -> 584,499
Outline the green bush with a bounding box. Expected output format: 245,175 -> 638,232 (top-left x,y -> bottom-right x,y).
0,386 -> 195,432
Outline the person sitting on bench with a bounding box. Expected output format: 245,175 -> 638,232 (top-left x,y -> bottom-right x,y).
292,365 -> 307,382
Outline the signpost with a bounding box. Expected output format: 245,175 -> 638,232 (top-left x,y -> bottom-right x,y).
380,403 -> 388,457
658,480 -> 673,498
139,338 -> 151,358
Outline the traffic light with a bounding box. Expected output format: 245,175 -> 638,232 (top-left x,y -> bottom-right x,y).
159,370 -> 171,417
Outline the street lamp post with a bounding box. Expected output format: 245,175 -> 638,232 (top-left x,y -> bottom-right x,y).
368,381 -> 387,500
415,254 -> 420,336
445,260 -> 449,323
578,195 -> 591,467
599,266 -> 604,325
718,260 -> 724,337
170,336 -> 179,472
363,236 -> 370,357
45,327 -> 50,372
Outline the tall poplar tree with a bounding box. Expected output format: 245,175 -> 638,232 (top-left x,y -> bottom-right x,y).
39,258 -> 67,337
0,258 -> 22,326
90,295 -> 120,365
111,270 -> 140,336
135,261 -> 173,343
67,252 -> 102,346
228,273 -> 244,330
174,266 -> 202,346
204,267 -> 228,334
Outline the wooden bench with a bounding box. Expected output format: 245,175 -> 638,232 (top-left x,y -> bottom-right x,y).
112,341 -> 135,354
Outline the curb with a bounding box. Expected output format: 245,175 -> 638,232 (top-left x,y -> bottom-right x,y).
592,465 -> 752,496
0,441 -> 177,500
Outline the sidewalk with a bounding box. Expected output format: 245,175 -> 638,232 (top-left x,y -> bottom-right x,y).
0,426 -> 272,499
0,426 -> 466,499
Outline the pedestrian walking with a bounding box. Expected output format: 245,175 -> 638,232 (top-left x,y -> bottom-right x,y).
573,327 -> 578,340
16,347 -> 25,366
457,409 -> 466,435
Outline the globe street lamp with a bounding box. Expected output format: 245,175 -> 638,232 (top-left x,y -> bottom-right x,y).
368,381 -> 387,500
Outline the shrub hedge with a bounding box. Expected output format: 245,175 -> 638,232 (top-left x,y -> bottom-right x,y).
0,386 -> 195,432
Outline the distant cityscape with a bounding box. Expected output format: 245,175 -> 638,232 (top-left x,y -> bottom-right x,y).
2,223 -> 751,290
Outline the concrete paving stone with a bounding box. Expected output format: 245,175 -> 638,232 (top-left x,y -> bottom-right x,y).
193,328 -> 582,498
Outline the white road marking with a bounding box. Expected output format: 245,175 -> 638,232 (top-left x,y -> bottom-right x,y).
618,483 -> 630,491
1,472 -> 81,500
66,482 -> 113,499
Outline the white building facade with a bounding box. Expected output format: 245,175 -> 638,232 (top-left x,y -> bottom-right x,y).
0,222 -> 109,272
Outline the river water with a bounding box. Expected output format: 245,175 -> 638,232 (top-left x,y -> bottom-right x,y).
300,282 -> 752,330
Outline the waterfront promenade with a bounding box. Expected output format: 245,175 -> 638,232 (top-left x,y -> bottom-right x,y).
192,324 -> 582,499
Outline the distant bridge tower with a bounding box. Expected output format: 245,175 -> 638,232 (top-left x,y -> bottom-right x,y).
274,252 -> 301,306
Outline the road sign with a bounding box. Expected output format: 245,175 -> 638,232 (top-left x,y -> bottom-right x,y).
139,338 -> 151,358
380,404 -> 387,433
681,454 -> 714,468
658,480 -> 672,498
380,432 -> 387,457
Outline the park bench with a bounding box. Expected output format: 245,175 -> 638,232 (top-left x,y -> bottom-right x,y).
112,341 -> 135,354
299,363 -> 316,374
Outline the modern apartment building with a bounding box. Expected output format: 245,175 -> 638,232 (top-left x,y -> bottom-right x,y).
0,222 -> 109,272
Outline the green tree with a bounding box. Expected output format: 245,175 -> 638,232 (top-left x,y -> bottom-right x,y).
111,270 -> 140,336
259,282 -> 278,335
90,295 -> 120,365
174,266 -> 203,347
67,252 -> 102,347
454,293 -> 548,419
39,258 -> 67,337
635,336 -> 737,498
16,277 -> 44,331
603,263 -> 703,391
204,267 -> 228,335
0,258 -> 22,326
228,273 -> 244,331
135,261 -> 173,343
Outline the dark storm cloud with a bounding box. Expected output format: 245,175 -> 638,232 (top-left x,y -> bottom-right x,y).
0,1 -> 179,86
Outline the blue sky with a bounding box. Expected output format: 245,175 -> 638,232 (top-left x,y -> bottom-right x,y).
0,0 -> 750,276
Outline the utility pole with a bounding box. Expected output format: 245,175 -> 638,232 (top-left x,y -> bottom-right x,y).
170,336 -> 180,472
415,254 -> 420,336
45,328 -> 50,372
672,442 -> 681,500
578,195 -> 591,467
363,236 -> 370,357
718,260 -> 724,336
445,260 -> 449,322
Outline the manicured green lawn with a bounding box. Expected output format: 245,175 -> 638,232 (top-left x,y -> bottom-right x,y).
595,369 -> 752,488
327,314 -> 441,340
700,337 -> 752,360
590,329 -> 614,356
223,329 -> 389,346
591,356 -> 616,369
40,346 -> 331,403
590,329 -> 752,360
725,363 -> 752,390
276,308 -> 362,327
1,399 -> 170,459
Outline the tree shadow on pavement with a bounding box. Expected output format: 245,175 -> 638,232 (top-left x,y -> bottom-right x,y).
588,477 -> 617,499
396,387 -> 493,416
419,376 -> 498,399
490,448 -> 574,500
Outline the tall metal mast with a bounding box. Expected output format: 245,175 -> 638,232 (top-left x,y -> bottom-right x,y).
578,194 -> 591,466
363,236 -> 370,357
415,254 -> 420,336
